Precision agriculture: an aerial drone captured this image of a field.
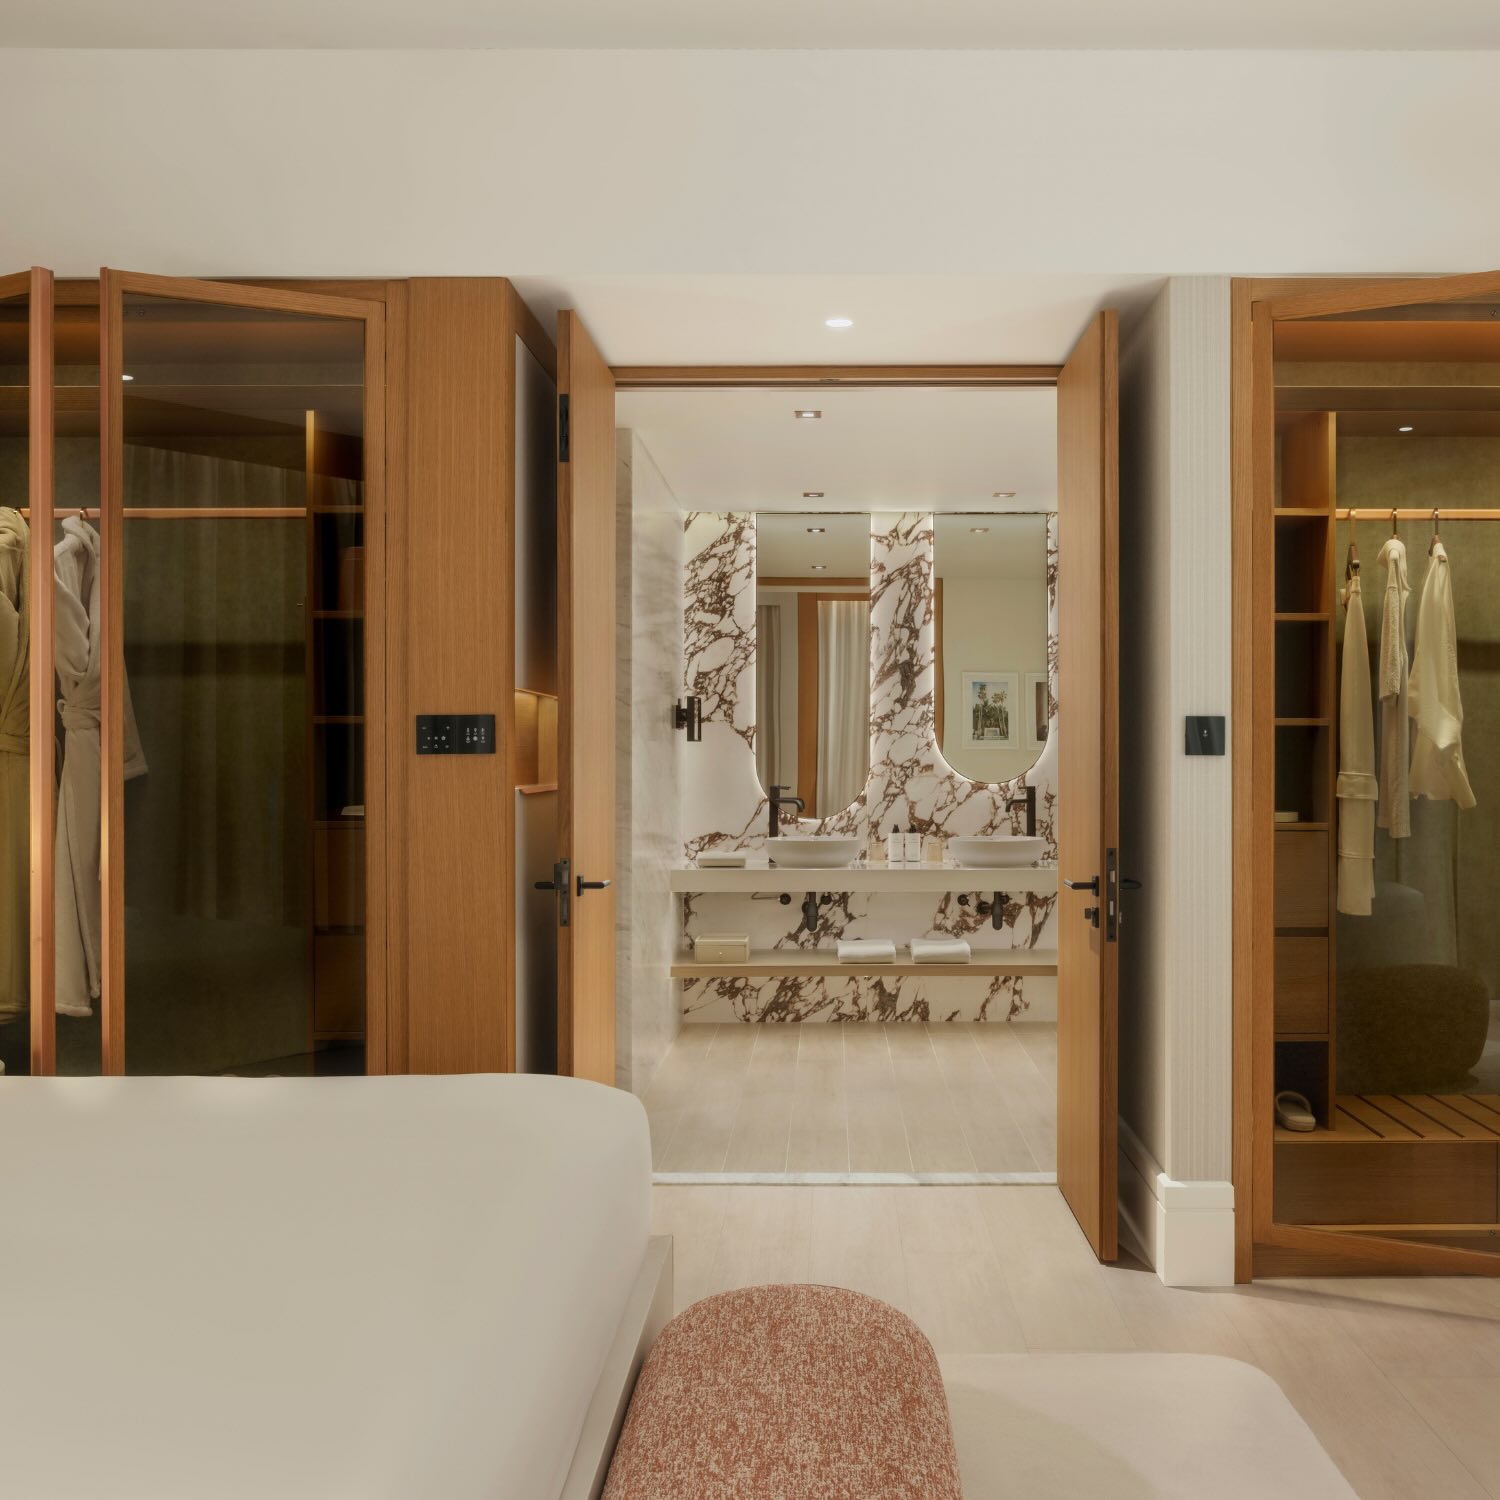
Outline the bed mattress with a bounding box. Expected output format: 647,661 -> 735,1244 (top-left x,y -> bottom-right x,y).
0,1072 -> 651,1500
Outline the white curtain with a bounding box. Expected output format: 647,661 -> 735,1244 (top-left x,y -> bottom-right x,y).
755,603 -> 782,792
817,599 -> 869,814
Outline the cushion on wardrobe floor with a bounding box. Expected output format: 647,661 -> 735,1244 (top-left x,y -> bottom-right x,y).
601,1283 -> 962,1500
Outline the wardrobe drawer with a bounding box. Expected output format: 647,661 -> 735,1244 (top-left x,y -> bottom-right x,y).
1275,936 -> 1328,1034
1274,830 -> 1328,928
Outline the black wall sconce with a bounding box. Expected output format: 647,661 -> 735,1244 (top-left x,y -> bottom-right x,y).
673,696 -> 703,741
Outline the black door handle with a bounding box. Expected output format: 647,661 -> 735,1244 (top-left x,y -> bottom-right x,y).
1063,876 -> 1099,894
576,876 -> 611,895
1121,876 -> 1142,892
534,858 -> 571,927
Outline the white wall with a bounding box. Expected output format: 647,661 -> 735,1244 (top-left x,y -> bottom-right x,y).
1,50 -> 1498,283
940,577 -> 1049,784
1117,277 -> 1234,1282
614,431 -> 683,1094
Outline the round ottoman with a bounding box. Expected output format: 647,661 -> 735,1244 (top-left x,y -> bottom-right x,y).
1336,963 -> 1490,1093
602,1284 -> 962,1500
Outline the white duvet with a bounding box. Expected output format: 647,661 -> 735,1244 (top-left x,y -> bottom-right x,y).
0,1073 -> 651,1500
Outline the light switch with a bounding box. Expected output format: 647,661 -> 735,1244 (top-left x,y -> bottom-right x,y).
416,714 -> 496,755
1184,715 -> 1226,756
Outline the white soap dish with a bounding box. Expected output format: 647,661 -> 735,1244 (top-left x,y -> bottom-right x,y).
697,851 -> 748,868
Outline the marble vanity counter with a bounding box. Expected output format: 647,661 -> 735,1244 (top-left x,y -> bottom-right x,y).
669,861 -> 1060,894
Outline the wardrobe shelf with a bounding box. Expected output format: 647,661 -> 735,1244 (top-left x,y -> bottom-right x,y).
671,949 -> 1059,980
1274,611 -> 1331,623
1274,717 -> 1330,727
1272,821 -> 1328,832
1274,507 -> 1335,519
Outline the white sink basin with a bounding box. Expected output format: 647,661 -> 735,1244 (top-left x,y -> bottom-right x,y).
949,836 -> 1047,869
769,836 -> 862,869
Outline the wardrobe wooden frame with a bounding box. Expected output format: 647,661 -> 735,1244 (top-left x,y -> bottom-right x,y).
1232,270 -> 1500,1281
96,271 -> 389,1076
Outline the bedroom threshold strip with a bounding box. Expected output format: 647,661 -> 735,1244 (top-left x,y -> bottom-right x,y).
654,1171 -> 1058,1187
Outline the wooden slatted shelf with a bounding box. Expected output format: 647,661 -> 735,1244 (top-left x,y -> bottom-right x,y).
1277,1094 -> 1500,1144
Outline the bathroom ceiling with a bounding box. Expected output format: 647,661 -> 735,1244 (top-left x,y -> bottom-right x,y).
616,386 -> 1057,512
5,0 -> 1497,46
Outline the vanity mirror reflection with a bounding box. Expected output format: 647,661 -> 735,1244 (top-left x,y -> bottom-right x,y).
934,512 -> 1051,784
754,512 -> 870,818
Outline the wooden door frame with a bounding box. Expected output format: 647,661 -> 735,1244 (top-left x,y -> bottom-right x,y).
97,270 -> 388,1076
1230,272 -> 1500,1281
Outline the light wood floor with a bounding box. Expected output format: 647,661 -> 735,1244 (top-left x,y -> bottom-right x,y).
655,1182 -> 1500,1500
643,1022 -> 1057,1176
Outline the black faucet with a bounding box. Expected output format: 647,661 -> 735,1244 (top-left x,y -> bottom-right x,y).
767,785 -> 805,839
1007,785 -> 1037,837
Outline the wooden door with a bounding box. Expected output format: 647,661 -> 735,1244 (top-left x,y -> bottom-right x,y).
1056,310 -> 1121,1261
555,312 -> 617,1085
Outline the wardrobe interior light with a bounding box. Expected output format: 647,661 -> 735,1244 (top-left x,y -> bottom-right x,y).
794,409 -> 822,420
802,491 -> 824,499
824,317 -> 854,329
991,490 -> 1015,499
970,527 -> 990,534
810,563 -> 828,571
121,373 -> 134,382
1398,425 -> 1415,433
806,526 -> 826,534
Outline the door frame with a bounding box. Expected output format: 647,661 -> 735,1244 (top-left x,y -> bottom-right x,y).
95,271 -> 388,1075
1230,272 -> 1500,1281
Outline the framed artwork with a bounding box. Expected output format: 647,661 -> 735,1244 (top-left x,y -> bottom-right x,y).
1026,671 -> 1051,745
960,671 -> 1019,750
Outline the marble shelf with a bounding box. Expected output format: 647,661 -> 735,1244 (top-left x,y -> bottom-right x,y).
671,948 -> 1059,979
670,863 -> 1059,895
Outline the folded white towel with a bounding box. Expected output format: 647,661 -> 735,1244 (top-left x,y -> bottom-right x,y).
909,938 -> 971,965
837,939 -> 896,964
696,851 -> 747,868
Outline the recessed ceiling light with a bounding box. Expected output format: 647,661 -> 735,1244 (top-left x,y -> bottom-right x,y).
991,490 -> 1015,499
970,527 -> 990,535
1398,425 -> 1414,433
121,373 -> 134,382
806,526 -> 827,534
810,563 -> 828,571
794,409 -> 821,420
803,491 -> 825,499
824,317 -> 854,329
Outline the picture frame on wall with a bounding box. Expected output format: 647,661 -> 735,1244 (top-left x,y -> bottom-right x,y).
1025,670 -> 1050,745
960,671 -> 1019,750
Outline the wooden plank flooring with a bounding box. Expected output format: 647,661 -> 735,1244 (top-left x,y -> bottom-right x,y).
643,1022 -> 1057,1177
654,1182 -> 1500,1500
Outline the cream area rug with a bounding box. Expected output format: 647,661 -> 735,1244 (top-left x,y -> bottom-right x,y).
943,1354 -> 1357,1499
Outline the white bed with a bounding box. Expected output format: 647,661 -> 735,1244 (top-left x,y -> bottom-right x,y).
0,1073 -> 670,1500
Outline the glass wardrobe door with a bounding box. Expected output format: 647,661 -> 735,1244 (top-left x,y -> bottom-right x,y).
104,278 -> 376,1077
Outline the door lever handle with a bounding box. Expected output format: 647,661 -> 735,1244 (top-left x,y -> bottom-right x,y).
1063,876 -> 1099,894
576,876 -> 611,895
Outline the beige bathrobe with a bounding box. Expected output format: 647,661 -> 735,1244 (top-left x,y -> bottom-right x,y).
1337,572 -> 1377,916
1408,539 -> 1475,809
0,508 -> 29,1020
1376,536 -> 1411,838
54,517 -> 147,1017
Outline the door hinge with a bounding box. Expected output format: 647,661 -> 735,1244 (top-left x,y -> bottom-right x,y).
558,393 -> 570,464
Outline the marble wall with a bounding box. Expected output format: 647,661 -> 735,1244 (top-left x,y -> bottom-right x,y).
678,509 -> 1060,1023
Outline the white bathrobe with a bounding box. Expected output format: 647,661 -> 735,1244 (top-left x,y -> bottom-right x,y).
54,517 -> 147,1018
1336,572 -> 1377,916
1376,536 -> 1411,838
1408,539 -> 1475,810
0,508 -> 29,1021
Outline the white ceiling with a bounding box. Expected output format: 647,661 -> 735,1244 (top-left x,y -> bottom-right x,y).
5,0 -> 1499,48
616,386 -> 1057,512
755,511 -> 1049,581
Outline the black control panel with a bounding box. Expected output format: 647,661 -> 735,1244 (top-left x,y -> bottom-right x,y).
1184,715 -> 1226,756
416,714 -> 497,755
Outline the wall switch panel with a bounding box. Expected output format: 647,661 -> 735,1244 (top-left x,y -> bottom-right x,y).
1184,715 -> 1226,756
416,713 -> 496,755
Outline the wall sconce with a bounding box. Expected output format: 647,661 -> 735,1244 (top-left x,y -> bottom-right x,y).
673,696 -> 703,741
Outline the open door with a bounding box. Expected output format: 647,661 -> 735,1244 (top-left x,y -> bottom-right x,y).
554,312 -> 617,1085
1056,310 -> 1121,1261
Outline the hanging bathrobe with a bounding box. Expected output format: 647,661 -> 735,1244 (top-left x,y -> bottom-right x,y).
1336,570 -> 1377,916
0,508 -> 29,1021
54,517 -> 147,1018
1376,536 -> 1411,838
1408,538 -> 1475,810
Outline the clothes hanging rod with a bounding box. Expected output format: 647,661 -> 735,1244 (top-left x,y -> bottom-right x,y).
1339,508 -> 1500,521
16,507 -> 308,521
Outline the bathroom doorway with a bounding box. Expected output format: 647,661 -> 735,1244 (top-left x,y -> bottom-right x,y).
599,324 -> 1123,1257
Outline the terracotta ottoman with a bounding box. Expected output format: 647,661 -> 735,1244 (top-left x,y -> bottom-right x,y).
602,1284 -> 962,1499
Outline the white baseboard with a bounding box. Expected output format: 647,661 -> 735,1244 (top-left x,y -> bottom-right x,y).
1118,1119 -> 1235,1287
